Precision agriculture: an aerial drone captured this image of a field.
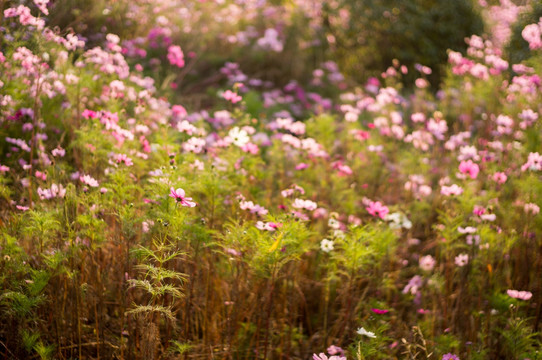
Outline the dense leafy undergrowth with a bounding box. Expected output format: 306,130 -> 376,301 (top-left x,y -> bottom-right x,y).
0,1 -> 542,359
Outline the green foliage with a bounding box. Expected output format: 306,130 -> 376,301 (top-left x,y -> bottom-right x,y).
499,315 -> 540,360
323,0 -> 484,87
167,340 -> 192,355
0,0 -> 541,358
129,237 -> 187,306
331,224 -> 397,277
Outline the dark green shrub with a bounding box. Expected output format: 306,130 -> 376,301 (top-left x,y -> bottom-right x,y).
322,0 -> 484,88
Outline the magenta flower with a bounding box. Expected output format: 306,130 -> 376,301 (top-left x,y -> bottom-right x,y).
167,45 -> 185,68
295,162 -> 309,170
169,187 -> 196,207
458,160 -> 479,179
507,289 -> 533,300
492,172 -> 507,184
371,308 -> 389,315
332,161 -> 353,176
82,109 -> 97,119
172,104 -> 187,119
241,142 -> 259,154
113,153 -> 133,166
442,354 -> 460,360
365,200 -> 389,219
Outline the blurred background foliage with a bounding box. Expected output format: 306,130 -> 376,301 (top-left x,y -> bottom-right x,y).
5,0 -> 488,91
322,0 -> 485,88
4,0 -> 538,92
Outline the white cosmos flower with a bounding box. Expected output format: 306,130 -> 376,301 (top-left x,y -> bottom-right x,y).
320,239 -> 334,253
385,212 -> 412,230
356,327 -> 376,338
228,127 -> 250,147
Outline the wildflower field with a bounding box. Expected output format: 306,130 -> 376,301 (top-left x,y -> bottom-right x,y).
1,0 -> 542,359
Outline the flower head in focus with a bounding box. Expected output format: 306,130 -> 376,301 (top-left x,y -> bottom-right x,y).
169,187 -> 196,207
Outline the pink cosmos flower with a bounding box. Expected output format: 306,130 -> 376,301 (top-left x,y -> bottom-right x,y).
241,143 -> 259,154
415,78 -> 429,88
507,289 -> 532,300
167,45 -> 185,68
411,112 -> 426,123
365,200 -> 389,219
281,189 -> 294,198
169,187 -> 196,207
313,208 -> 328,219
52,147 -> 66,157
521,152 -> 542,172
473,205 -> 485,216
522,23 -> 542,50
172,105 -> 187,119
292,198 -> 318,211
371,308 -> 389,314
441,184 -> 463,196
222,90 -> 242,103
403,275 -> 423,295
37,184 -> 66,200
313,354 -> 346,360
492,172 -> 507,184
419,255 -> 436,271
458,226 -> 476,234
4,5 -> 45,29
519,109 -> 538,129
239,200 -> 268,216
332,161 -> 353,176
35,170 -> 47,181
183,137 -> 206,153
442,354 -> 460,360
256,221 -> 282,231
34,1 -> 50,17
480,213 -> 496,221
524,203 -> 540,215
326,345 -> 345,357
82,109 -> 97,119
353,129 -> 370,141
458,160 -> 479,179
292,210 -> 310,221
80,174 -> 99,187
113,153 -> 133,166
454,253 -> 469,267
225,248 -> 241,257
142,220 -> 153,233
